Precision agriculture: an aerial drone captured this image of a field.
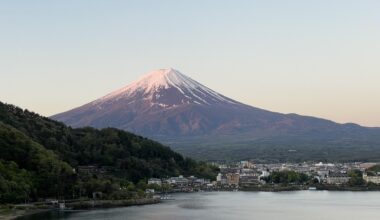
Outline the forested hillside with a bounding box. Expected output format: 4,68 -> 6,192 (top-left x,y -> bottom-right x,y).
0,102 -> 218,204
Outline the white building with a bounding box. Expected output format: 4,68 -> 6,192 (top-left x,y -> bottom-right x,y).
326,173 -> 350,185
217,173 -> 222,182
260,171 -> 270,178
363,173 -> 380,184
168,175 -> 189,186
148,178 -> 162,186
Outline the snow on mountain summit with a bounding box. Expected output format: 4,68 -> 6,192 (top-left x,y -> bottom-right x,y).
52,67 -> 380,156
98,68 -> 238,106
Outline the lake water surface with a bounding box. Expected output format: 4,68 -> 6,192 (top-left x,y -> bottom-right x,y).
18,191 -> 380,220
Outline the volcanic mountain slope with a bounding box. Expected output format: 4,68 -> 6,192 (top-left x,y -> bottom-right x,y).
52,68 -> 380,161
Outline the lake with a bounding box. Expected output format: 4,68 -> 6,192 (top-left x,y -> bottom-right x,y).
17,191 -> 380,220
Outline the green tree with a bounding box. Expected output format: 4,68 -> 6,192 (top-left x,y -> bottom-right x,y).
348,170 -> 365,186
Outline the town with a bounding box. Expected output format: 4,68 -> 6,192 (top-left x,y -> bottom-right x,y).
146,161 -> 380,193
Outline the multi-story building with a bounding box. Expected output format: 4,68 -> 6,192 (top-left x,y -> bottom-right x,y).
363,173 -> 380,184
239,176 -> 260,187
326,173 -> 350,185
226,173 -> 240,186
148,178 -> 162,186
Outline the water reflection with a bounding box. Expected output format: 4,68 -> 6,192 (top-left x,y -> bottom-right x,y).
17,191 -> 380,220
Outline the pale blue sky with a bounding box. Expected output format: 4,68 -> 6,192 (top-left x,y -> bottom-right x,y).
0,1 -> 379,126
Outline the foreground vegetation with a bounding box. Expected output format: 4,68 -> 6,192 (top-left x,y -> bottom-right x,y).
0,101 -> 218,204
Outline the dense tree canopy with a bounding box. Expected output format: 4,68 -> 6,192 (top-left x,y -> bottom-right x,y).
0,102 -> 218,204
348,170 -> 365,186
264,170 -> 309,185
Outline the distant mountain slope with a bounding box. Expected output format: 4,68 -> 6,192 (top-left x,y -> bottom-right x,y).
52,68 -> 380,161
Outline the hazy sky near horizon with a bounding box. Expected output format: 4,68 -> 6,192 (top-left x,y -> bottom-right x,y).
0,1 -> 379,126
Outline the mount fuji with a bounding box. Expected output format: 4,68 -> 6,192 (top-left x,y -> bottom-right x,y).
52,68 -> 380,161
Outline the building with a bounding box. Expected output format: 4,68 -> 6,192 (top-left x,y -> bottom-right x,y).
145,189 -> 155,194
216,173 -> 223,182
317,170 -> 329,180
363,173 -> 380,184
216,173 -> 229,186
239,176 -> 260,187
226,173 -> 240,186
168,175 -> 189,186
148,178 -> 162,186
326,173 -> 350,185
220,168 -> 240,175
240,161 -> 255,169
240,168 -> 258,176
193,178 -> 205,186
259,171 -> 270,179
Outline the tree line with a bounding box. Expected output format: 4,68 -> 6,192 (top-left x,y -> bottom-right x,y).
0,102 -> 218,204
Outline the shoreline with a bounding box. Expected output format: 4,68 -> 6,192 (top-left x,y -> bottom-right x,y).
0,208 -> 49,220
239,185 -> 380,192
2,187 -> 380,219
66,198 -> 160,210
0,198 -> 160,220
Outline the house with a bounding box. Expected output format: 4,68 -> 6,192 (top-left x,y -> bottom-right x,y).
193,178 -> 205,186
226,173 -> 240,186
259,171 -> 270,178
193,178 -> 210,185
187,176 -> 197,183
240,168 -> 258,176
317,170 -> 329,180
168,175 -> 189,186
145,189 -> 155,194
363,173 -> 380,184
218,174 -> 228,185
220,168 -> 240,175
239,176 -> 260,187
148,178 -> 162,186
216,173 -> 223,182
326,173 -> 350,185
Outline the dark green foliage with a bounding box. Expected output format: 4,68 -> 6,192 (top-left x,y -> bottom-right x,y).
0,160 -> 32,203
0,102 -> 218,204
264,171 -> 309,185
367,165 -> 380,173
366,165 -> 380,176
0,122 -> 74,202
348,170 -> 365,186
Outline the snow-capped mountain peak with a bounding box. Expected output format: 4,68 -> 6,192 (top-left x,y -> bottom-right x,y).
52,68 -> 380,160
98,68 -> 238,106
